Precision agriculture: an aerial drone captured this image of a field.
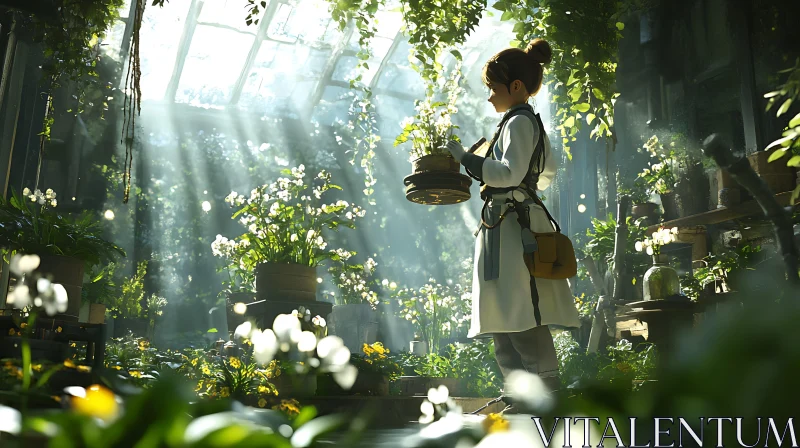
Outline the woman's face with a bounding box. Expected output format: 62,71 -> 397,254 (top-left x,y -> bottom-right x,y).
486,80 -> 527,113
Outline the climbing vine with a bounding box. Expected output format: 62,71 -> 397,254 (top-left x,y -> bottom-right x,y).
493,0 -> 646,158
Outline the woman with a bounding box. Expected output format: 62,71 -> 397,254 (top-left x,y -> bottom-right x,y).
444,38 -> 580,390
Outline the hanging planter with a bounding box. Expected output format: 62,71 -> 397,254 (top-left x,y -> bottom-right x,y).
404,155 -> 472,205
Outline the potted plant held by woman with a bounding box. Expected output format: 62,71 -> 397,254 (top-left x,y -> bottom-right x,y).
395,65 -> 472,205
213,165 -> 366,303
0,188 -> 125,320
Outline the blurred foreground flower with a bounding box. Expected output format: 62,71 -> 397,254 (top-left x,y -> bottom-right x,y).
69,384 -> 119,421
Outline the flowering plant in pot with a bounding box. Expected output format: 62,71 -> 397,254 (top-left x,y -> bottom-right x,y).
212,165 -> 366,301
635,227 -> 682,301
395,64 -> 464,164
392,278 -> 471,355
0,188 -> 125,319
637,136 -> 679,219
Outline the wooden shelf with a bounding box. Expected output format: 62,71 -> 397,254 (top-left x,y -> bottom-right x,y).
647,191 -> 797,233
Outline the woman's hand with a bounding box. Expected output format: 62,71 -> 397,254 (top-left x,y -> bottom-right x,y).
443,140 -> 466,162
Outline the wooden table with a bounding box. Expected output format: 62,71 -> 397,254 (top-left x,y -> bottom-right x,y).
0,316 -> 106,370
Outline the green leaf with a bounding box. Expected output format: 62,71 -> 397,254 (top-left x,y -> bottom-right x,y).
789,112 -> 800,128
564,116 -> 575,128
767,149 -> 788,162
592,88 -> 605,101
450,50 -> 462,61
207,328 -> 218,333
587,113 -> 596,124
616,22 -> 625,31
792,185 -> 800,204
787,155 -> 800,167
493,1 -> 507,11
501,10 -> 513,21
575,103 -> 590,113
777,98 -> 793,117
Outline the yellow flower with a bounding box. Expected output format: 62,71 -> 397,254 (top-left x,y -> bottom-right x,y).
372,342 -> 387,355
195,380 -> 205,392
138,340 -> 149,351
20,323 -> 27,329
32,364 -> 43,372
71,385 -> 118,421
258,398 -> 267,408
7,329 -> 14,336
56,326 -> 62,333
220,387 -> 230,398
257,384 -> 272,394
482,413 -> 510,434
228,356 -> 242,369
191,358 -> 198,367
129,371 -> 142,378
77,365 -> 92,373
64,359 -> 76,369
362,343 -> 373,356
202,365 -> 211,376
272,399 -> 300,417
113,365 -> 122,371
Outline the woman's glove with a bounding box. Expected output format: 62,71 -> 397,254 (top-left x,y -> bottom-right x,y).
443,140 -> 466,162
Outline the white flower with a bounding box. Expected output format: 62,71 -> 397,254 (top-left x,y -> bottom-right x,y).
50,199 -> 57,207
646,246 -> 654,256
41,283 -> 68,316
251,329 -> 278,365
332,364 -> 358,390
9,254 -> 40,276
297,331 -> 317,352
234,321 -> 253,339
635,241 -> 643,252
290,234 -> 298,242
22,188 -> 31,196
427,385 -> 449,404
7,285 -> 31,309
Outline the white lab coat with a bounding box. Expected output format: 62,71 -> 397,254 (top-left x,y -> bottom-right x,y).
467,109 -> 581,338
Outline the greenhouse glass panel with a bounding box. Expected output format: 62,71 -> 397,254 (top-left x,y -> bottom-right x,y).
175,26 -> 255,107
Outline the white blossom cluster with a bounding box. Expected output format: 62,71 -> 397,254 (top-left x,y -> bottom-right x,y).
22,188 -> 57,207
6,254 -> 69,315
636,227 -> 679,256
233,313 -> 356,390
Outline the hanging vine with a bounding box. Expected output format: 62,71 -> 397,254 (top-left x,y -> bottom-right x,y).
120,0 -> 147,204
494,0 -> 655,158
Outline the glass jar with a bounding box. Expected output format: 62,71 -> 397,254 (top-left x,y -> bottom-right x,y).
643,253 -> 681,301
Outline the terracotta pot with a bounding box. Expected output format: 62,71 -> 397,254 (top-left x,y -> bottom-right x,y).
36,254 -> 84,321
404,155 -> 472,205
255,263 -> 317,301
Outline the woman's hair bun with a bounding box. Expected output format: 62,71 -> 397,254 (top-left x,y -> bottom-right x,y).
525,38 -> 552,65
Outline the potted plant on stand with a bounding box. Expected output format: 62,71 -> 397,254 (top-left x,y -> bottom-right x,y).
395,65 -> 472,205
103,260 -> 167,339
619,173 -> 657,223
323,251 -> 381,354
634,227 -> 682,301
213,166 -> 366,306
637,136 -> 680,221
0,188 -> 125,320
